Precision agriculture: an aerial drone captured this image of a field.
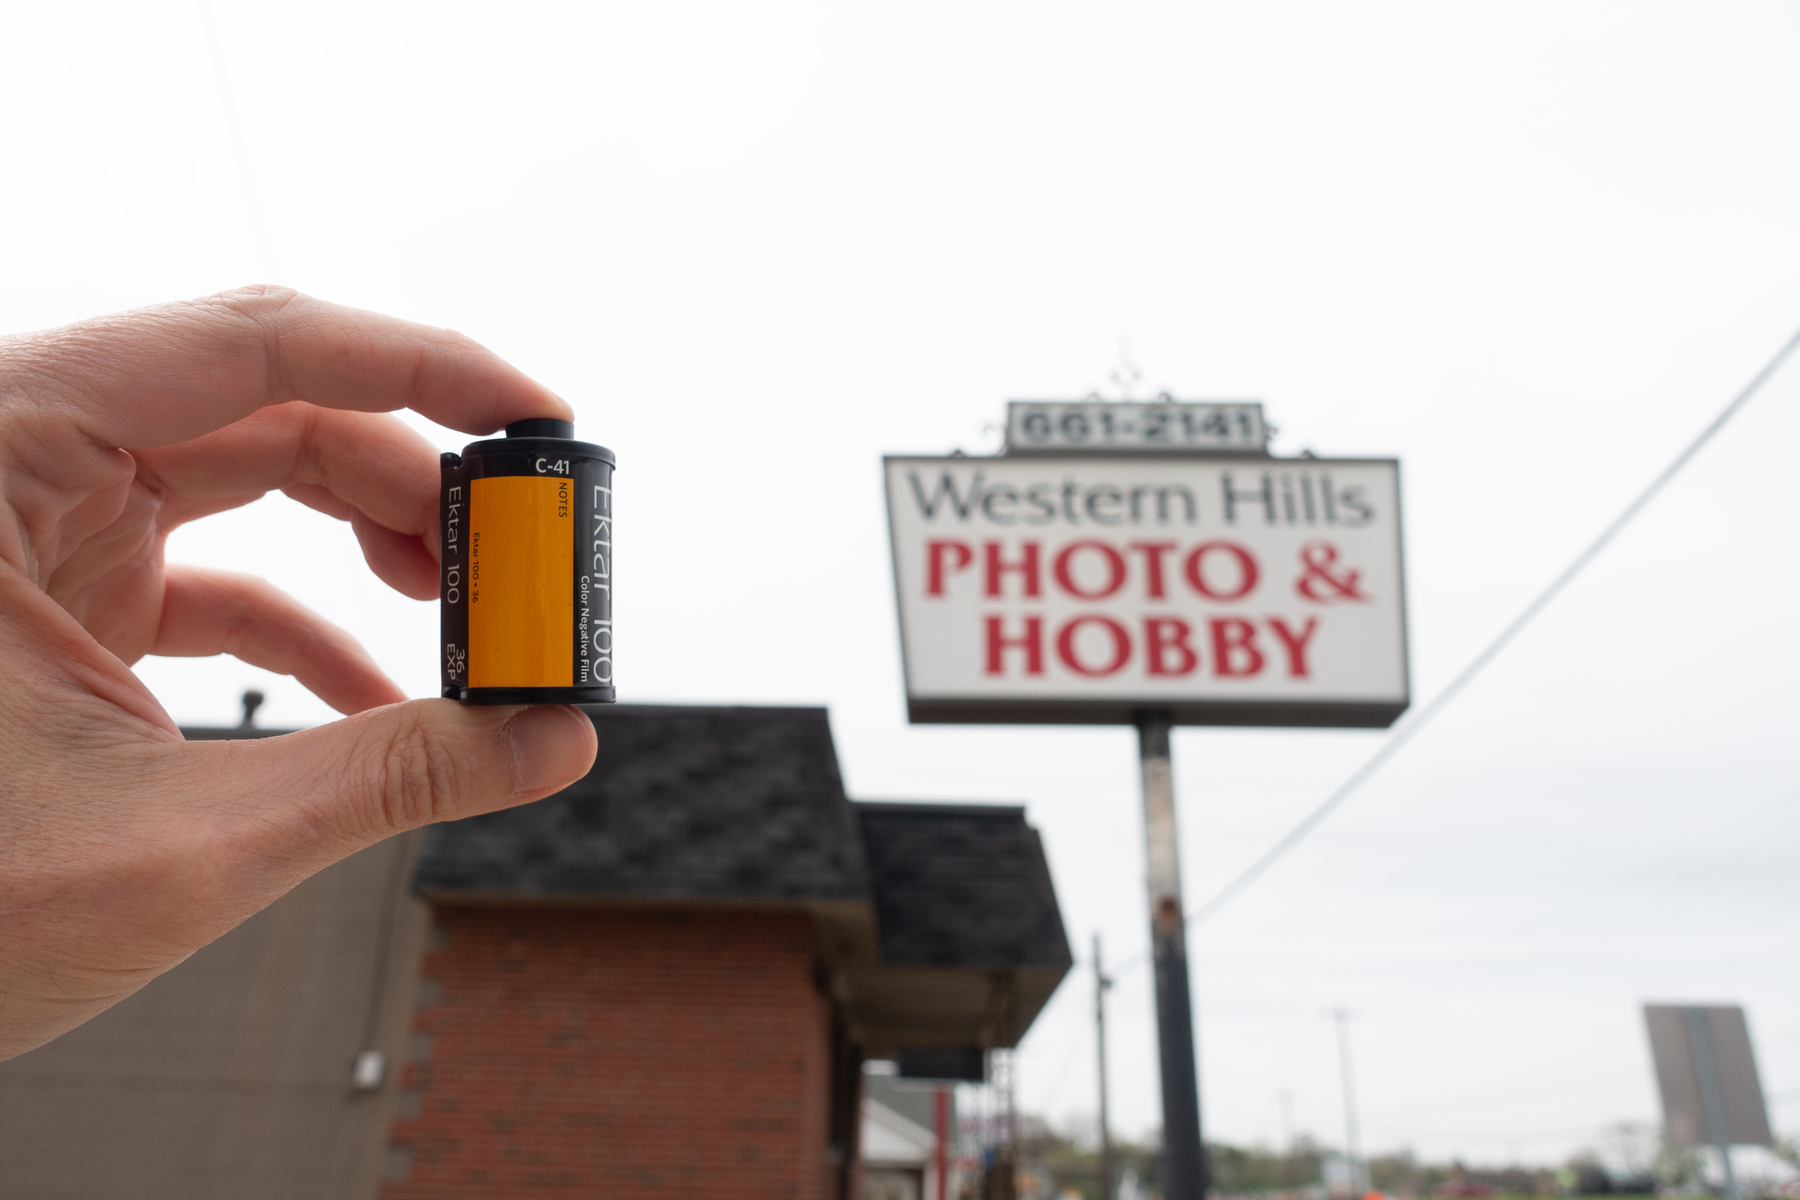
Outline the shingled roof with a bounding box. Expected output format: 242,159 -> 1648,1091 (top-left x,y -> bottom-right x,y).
854,803 -> 1069,970
414,705 -> 871,902
411,703 -> 1072,1051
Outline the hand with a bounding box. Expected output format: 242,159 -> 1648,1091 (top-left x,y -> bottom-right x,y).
0,287 -> 598,1060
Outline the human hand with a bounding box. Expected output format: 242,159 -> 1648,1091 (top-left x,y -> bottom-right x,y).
0,287 -> 598,1060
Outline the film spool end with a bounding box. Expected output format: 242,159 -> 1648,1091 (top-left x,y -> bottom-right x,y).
506,417 -> 575,440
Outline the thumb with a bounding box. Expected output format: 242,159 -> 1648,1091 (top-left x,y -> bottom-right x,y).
0,699 -> 596,1058
224,699 -> 597,860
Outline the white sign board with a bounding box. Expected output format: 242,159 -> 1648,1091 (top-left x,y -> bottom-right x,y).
884,455 -> 1409,726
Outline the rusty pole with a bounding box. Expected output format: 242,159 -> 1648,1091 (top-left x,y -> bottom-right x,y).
1137,710 -> 1206,1200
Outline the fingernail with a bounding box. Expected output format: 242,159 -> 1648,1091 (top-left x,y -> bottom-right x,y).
504,705 -> 593,793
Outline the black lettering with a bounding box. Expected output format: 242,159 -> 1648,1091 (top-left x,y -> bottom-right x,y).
1153,485 -> 1195,524
980,483 -> 1020,524
1221,472 -> 1275,524
908,470 -> 983,520
1337,484 -> 1374,526
1084,484 -> 1123,525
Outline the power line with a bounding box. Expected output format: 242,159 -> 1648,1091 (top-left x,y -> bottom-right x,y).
1035,989 -> 1093,1109
1188,324 -> 1800,925
197,0 -> 278,281
1108,322 -> 1800,981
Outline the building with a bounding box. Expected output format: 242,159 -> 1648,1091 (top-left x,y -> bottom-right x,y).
861,1071 -> 960,1200
0,704 -> 1070,1199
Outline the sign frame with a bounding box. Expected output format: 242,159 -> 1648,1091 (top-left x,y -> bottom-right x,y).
882,452 -> 1411,729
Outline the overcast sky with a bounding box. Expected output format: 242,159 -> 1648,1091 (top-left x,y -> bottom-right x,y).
5,0 -> 1799,1171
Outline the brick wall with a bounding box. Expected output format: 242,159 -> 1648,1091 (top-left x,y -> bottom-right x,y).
383,906 -> 837,1200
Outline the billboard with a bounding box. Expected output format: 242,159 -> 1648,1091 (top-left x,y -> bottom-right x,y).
1644,1004 -> 1774,1149
883,455 -> 1409,726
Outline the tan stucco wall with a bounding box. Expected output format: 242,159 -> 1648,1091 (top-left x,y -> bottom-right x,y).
0,832 -> 428,1200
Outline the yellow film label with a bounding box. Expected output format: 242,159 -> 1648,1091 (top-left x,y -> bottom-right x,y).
468,474 -> 574,688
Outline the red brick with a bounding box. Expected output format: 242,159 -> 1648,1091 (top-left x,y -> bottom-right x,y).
382,907 -> 836,1200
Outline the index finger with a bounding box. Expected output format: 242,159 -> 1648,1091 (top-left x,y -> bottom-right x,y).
0,286 -> 571,449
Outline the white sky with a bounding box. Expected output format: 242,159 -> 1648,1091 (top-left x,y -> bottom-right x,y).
4,0 -> 1799,1171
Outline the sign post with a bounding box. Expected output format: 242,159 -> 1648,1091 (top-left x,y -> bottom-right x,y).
1644,1004 -> 1774,1200
1138,708 -> 1206,1197
884,401 -> 1410,1199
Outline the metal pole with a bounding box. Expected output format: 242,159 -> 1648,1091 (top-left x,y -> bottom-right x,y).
1095,933 -> 1115,1200
1005,1046 -> 1017,1197
1280,1089 -> 1297,1186
1136,710 -> 1206,1200
1683,1007 -> 1739,1200
1334,1009 -> 1364,1196
933,1085 -> 949,1200
986,1048 -> 1016,1200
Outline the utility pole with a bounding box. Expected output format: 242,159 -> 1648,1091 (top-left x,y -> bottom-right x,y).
1333,1009 -> 1364,1195
1137,711 -> 1206,1200
1094,934 -> 1115,1200
1682,1007 -> 1741,1200
1279,1090 -> 1297,1188
933,1086 -> 950,1200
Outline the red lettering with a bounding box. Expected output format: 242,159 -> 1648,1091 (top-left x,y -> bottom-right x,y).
1055,616 -> 1131,676
1143,618 -> 1198,676
984,615 -> 1043,675
926,540 -> 972,596
1268,616 -> 1318,678
1128,541 -> 1176,599
1209,618 -> 1265,677
1053,540 -> 1127,599
984,541 -> 1041,598
1184,541 -> 1259,600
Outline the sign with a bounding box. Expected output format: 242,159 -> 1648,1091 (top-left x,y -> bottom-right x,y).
1644,1005 -> 1774,1149
1006,401 -> 1267,455
884,454 -> 1408,727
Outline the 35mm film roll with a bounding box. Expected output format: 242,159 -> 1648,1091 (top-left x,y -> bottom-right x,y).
440,418 -> 615,705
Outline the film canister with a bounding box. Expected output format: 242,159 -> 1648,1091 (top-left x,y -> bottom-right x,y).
439,418 -> 615,705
